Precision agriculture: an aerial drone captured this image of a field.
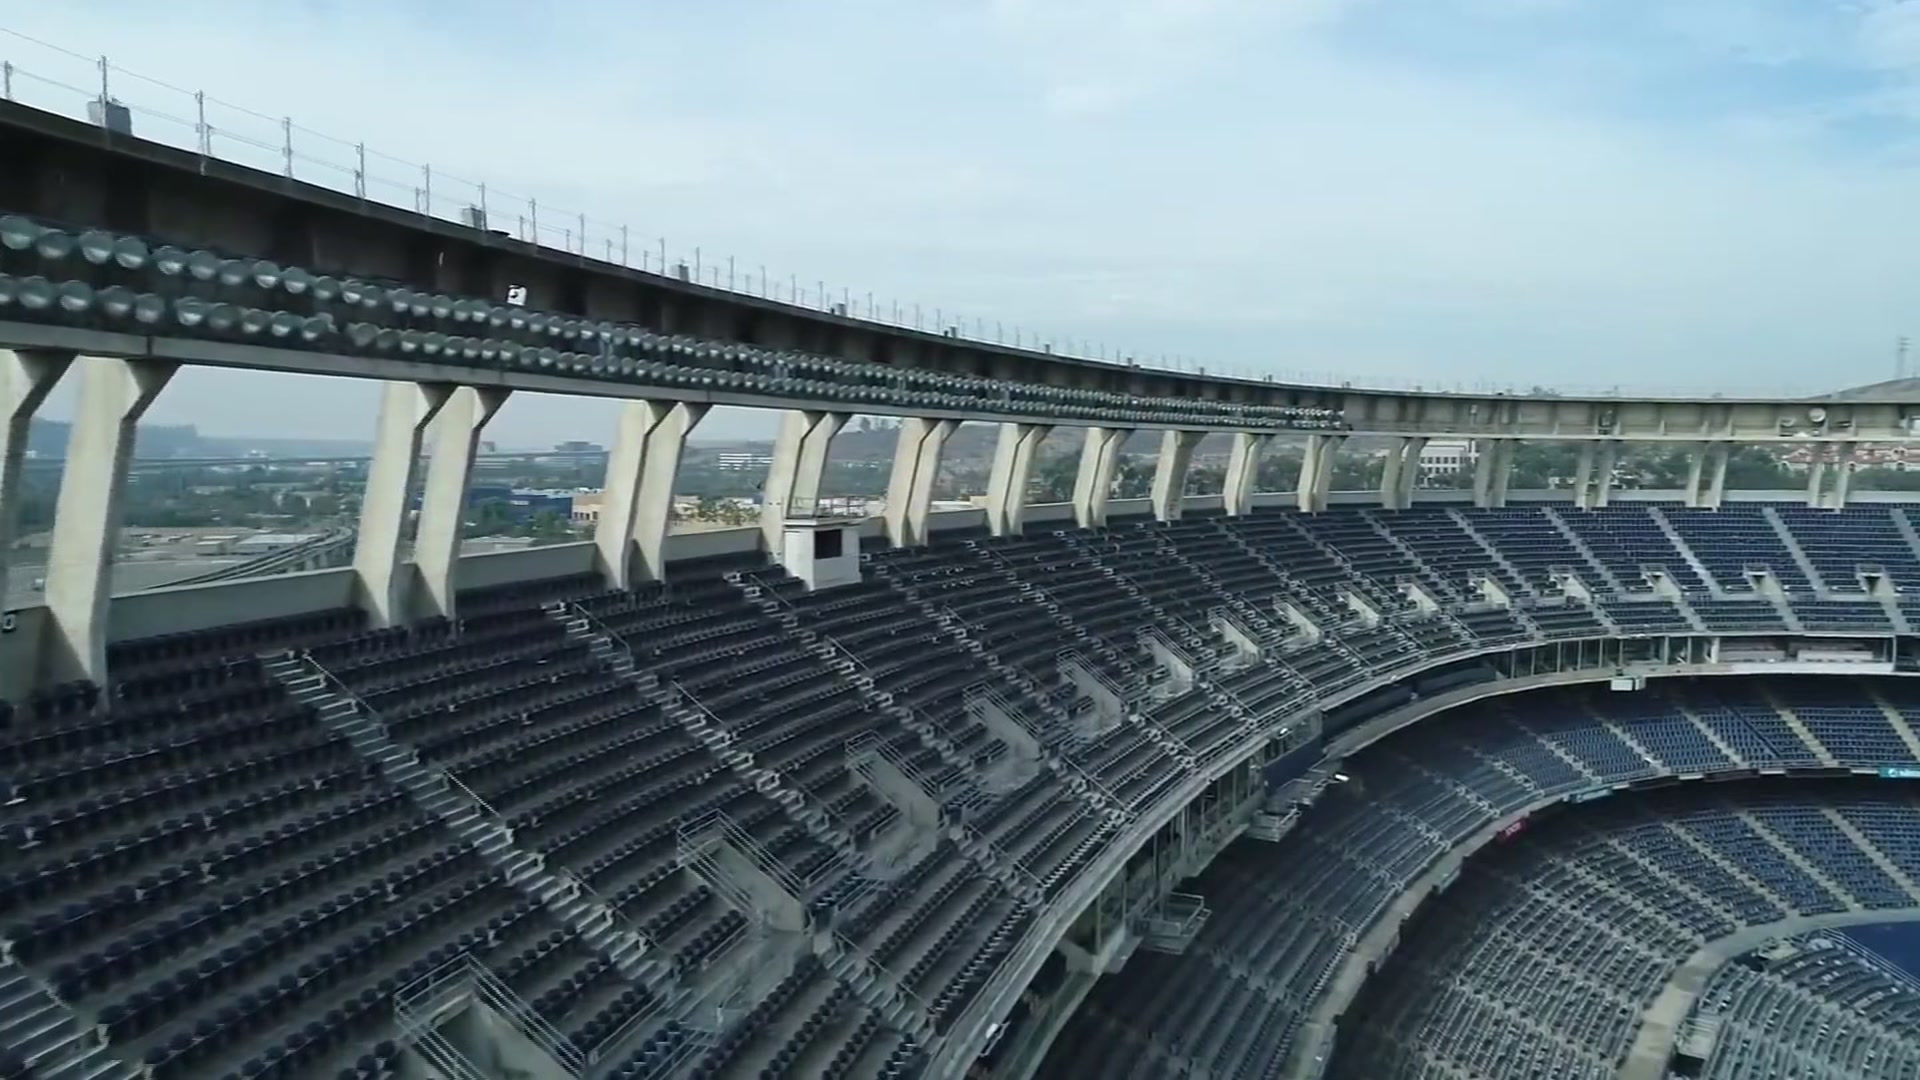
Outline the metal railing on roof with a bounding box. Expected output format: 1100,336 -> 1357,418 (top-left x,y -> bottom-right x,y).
0,28 -> 1844,402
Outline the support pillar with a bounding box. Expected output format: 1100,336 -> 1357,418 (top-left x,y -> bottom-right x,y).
1683,443 -> 1708,508
1593,442 -> 1618,508
41,357 -> 177,686
1831,443 -> 1856,509
1073,426 -> 1130,529
0,349 -> 71,615
1379,436 -> 1429,511
1149,430 -> 1203,522
1571,442 -> 1596,510
595,400 -> 708,588
759,409 -> 848,551
1222,432 -> 1271,517
411,387 -> 511,622
884,417 -> 959,547
1805,446 -> 1830,508
1702,443 -> 1730,510
1379,439 -> 1405,511
353,381 -> 453,629
1296,434 -> 1344,513
985,422 -> 1050,538
1490,440 -> 1515,507
1472,439 -> 1516,509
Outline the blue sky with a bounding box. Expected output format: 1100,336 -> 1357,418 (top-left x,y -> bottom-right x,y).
9,0 -> 1920,443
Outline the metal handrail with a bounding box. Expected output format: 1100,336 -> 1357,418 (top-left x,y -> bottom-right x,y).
394,953 -> 585,1077
555,865 -> 654,952
1057,650 -> 1138,711
301,654 -> 511,828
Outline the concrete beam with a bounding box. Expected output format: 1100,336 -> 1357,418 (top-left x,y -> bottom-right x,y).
759,409 -> 848,550
985,422 -> 1050,538
1222,432 -> 1272,518
884,417 -> 960,547
1682,443 -> 1708,509
411,387 -> 511,622
1073,426 -> 1130,529
352,381 -> 453,629
1572,443 -> 1596,510
0,349 -> 71,614
41,356 -> 177,686
1149,430 -> 1204,522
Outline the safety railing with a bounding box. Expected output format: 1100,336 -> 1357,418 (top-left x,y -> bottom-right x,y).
954,817 -> 1047,906
302,655 -> 519,835
677,807 -> 812,912
554,865 -> 654,953
1139,625 -> 1208,685
772,494 -> 874,520
3,30 -> 1808,398
394,953 -> 586,1077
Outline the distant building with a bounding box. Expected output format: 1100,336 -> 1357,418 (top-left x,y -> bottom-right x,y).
717,452 -> 775,472
1418,439 -> 1476,478
554,440 -> 604,454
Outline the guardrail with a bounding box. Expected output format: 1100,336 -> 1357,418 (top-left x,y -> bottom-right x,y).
303,655 -> 513,829
394,953 -> 586,1077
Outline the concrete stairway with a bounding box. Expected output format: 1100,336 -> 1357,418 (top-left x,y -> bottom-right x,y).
1760,506 -> 1830,594
1596,715 -> 1663,773
1867,691 -> 1920,763
1738,811 -> 1862,911
0,961 -> 135,1080
1820,808 -> 1920,904
1649,508 -> 1726,598
1659,822 -> 1798,916
1756,690 -> 1840,768
1676,705 -> 1748,768
816,934 -> 937,1047
1541,508 -> 1627,594
263,653 -> 666,993
1446,509 -> 1535,598
1489,715 -> 1604,788
1593,835 -> 1745,930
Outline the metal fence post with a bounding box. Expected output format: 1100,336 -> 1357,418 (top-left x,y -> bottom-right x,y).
282,117 -> 293,178
354,143 -> 366,200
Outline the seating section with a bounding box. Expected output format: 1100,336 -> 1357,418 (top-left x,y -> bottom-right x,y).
1328,783 -> 1920,1080
1695,932 -> 1920,1079
7,500 -> 1920,1080
1041,680 -> 1920,1080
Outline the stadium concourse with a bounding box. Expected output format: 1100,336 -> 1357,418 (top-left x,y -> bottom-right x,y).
11,102 -> 1920,1080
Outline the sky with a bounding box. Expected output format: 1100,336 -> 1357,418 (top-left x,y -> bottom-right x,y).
10,0 -> 1920,445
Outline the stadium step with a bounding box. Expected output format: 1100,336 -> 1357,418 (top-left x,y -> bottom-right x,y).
1755,689 -> 1841,768
1739,811 -> 1863,911
1660,821 -> 1801,917
1866,690 -> 1920,764
1676,704 -> 1749,768
1819,807 -> 1920,904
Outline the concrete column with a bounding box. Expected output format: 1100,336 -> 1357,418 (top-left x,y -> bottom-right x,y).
985,422 -> 1050,537
1593,442 -> 1618,508
1490,440 -> 1516,507
1073,427 -> 1131,529
631,402 -> 706,582
1683,443 -> 1708,508
353,381 -> 453,629
1396,436 -> 1428,509
410,387 -> 511,622
0,349 -> 72,614
1572,442 -> 1597,510
1471,440 -> 1500,508
1830,442 -> 1857,510
1297,434 -> 1344,513
1703,443 -> 1730,510
594,400 -> 709,588
1149,430 -> 1204,522
759,409 -> 848,550
884,417 -> 959,547
1222,432 -> 1271,517
1805,448 -> 1828,508
41,357 -> 177,686
1379,439 -> 1406,511
1296,435 -> 1324,513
